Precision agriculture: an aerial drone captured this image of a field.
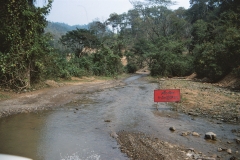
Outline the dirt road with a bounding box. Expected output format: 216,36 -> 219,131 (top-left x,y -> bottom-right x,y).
0,77 -> 125,118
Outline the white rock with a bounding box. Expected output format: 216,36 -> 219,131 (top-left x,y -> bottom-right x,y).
192,132 -> 200,136
110,131 -> 118,139
205,132 -> 217,140
227,149 -> 232,154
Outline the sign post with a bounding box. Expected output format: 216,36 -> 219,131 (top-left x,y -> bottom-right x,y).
154,89 -> 180,110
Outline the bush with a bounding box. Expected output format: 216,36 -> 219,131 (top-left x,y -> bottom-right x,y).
125,63 -> 137,73
150,51 -> 194,77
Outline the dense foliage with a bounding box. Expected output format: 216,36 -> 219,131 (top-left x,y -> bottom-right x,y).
0,0 -> 239,90
119,1 -> 194,77
0,0 -> 53,89
122,0 -> 240,80
189,0 -> 240,81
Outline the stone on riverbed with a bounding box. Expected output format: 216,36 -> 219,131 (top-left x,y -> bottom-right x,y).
110,131 -> 118,139
169,126 -> 176,131
205,132 -> 217,140
236,138 -> 240,144
192,132 -> 200,137
227,148 -> 232,154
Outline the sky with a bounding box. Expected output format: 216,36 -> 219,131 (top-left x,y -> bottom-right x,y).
44,0 -> 190,26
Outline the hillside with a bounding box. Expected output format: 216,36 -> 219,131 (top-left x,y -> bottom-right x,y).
45,22 -> 89,40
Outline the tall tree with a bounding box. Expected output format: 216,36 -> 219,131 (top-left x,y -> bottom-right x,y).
60,29 -> 99,58
189,0 -> 240,80
0,0 -> 52,89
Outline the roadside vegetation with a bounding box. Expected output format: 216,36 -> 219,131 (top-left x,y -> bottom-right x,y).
0,0 -> 239,91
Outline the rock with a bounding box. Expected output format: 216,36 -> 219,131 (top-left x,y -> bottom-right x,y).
169,126 -> 176,131
186,152 -> 193,158
192,132 -> 200,136
217,148 -> 222,152
212,154 -> 218,158
104,120 -> 111,122
230,156 -> 237,160
168,144 -> 174,149
110,131 -> 118,139
187,148 -> 195,152
227,149 -> 232,154
205,132 -> 217,140
181,132 -> 190,136
188,112 -> 195,116
236,138 -> 240,144
45,80 -> 60,87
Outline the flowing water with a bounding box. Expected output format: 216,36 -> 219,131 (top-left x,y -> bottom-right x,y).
0,74 -> 239,160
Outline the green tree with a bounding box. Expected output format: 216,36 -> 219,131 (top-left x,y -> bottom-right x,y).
0,0 -> 52,89
60,29 -> 99,58
189,0 -> 240,80
89,21 -> 108,43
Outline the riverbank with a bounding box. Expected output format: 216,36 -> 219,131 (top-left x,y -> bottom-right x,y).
0,76 -> 127,118
158,76 -> 240,124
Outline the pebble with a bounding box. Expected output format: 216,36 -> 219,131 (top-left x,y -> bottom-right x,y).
205,132 -> 217,140
187,148 -> 194,152
227,149 -> 232,154
230,156 -> 237,160
169,126 -> 176,131
181,132 -> 189,136
192,132 -> 200,136
236,138 -> 240,144
110,131 -> 118,139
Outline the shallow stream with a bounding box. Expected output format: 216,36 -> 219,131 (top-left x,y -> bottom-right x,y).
0,74 -> 239,160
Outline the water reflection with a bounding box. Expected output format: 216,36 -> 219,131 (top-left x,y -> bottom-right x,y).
0,110 -> 126,160
0,112 -> 47,159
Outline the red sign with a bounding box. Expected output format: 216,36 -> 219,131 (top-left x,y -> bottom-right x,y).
154,89 -> 180,102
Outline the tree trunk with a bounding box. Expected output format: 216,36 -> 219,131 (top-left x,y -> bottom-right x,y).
25,63 -> 31,89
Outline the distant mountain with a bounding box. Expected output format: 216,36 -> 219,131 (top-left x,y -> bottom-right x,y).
45,22 -> 89,49
45,22 -> 89,40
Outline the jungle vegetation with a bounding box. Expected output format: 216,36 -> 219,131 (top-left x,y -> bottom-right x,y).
0,0 -> 239,90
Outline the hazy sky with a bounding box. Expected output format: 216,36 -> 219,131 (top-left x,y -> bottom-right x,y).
45,0 -> 190,25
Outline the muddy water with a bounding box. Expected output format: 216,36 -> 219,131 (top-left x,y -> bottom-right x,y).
0,74 -> 239,160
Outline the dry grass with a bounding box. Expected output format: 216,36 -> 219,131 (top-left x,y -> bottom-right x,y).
159,78 -> 240,123
0,92 -> 12,101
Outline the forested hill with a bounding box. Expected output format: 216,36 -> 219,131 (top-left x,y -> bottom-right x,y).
45,22 -> 89,39
1,0 -> 239,90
